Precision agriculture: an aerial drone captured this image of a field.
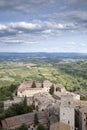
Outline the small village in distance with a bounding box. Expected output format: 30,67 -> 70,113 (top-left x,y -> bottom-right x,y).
1,80 -> 87,130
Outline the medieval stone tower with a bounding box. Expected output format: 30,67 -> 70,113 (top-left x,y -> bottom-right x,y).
60,94 -> 75,130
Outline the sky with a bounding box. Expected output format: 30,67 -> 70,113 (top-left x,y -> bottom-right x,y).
0,0 -> 87,53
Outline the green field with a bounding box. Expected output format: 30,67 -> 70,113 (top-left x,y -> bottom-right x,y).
0,58 -> 87,100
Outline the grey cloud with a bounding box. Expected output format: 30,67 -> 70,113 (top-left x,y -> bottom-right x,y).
44,11 -> 87,22
0,34 -> 41,45
0,21 -> 77,37
43,11 -> 87,31
0,30 -> 17,37
0,0 -> 87,14
0,0 -> 58,13
65,0 -> 87,8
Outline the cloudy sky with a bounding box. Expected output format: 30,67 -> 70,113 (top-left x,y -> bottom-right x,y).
0,0 -> 87,52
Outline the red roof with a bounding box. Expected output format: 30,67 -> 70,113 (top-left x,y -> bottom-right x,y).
2,111 -> 48,129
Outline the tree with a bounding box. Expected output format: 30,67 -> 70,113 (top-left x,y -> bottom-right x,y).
18,124 -> 28,130
4,103 -> 25,118
49,84 -> 54,95
27,105 -> 33,112
31,81 -> 36,88
10,94 -> 13,100
34,113 -> 39,125
41,83 -> 44,88
23,96 -> 27,112
37,124 -> 45,130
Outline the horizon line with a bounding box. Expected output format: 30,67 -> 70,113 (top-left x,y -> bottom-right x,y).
0,52 -> 87,54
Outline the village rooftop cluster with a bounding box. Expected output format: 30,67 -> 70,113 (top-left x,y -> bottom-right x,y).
1,80 -> 87,130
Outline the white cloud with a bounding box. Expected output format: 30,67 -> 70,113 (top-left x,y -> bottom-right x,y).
43,11 -> 87,32
10,22 -> 41,30
0,24 -> 7,30
67,41 -> 76,45
42,29 -> 52,34
0,21 -> 77,37
81,43 -> 87,46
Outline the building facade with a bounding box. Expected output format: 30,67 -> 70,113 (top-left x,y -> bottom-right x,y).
2,111 -> 49,130
17,80 -> 52,97
79,107 -> 87,130
60,94 -> 75,130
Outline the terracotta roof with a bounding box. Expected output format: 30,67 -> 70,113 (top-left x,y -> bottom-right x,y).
2,111 -> 48,129
4,97 -> 23,108
50,122 -> 70,130
58,122 -> 70,130
50,122 -> 59,130
79,107 -> 87,113
18,82 -> 32,92
43,80 -> 52,87
18,82 -> 43,92
80,101 -> 87,107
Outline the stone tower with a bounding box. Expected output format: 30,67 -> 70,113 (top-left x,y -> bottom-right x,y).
60,94 -> 75,130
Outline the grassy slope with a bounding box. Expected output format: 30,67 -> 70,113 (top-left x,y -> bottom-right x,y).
0,59 -> 87,96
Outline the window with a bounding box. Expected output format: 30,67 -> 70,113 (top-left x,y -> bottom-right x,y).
68,101 -> 71,105
68,120 -> 70,124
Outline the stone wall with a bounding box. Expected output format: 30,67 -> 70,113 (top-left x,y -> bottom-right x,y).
60,94 -> 75,130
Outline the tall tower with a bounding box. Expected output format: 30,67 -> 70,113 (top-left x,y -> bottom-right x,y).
60,94 -> 75,130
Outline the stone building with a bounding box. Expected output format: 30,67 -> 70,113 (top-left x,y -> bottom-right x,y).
33,92 -> 55,111
4,97 -> 23,110
79,107 -> 87,130
1,111 -> 49,130
60,94 -> 75,130
43,80 -> 52,90
75,101 -> 87,130
54,84 -> 66,93
58,122 -> 70,130
17,80 -> 52,97
50,122 -> 70,130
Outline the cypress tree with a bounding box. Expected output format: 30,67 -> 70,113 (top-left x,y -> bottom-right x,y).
31,81 -> 36,88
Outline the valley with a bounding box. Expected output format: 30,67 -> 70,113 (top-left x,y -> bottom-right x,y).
0,53 -> 87,101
